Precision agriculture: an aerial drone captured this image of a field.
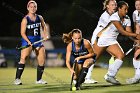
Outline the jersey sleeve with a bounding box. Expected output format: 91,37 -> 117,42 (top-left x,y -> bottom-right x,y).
133,13 -> 136,22
132,10 -> 137,22
126,18 -> 131,26
97,11 -> 110,28
110,13 -> 120,22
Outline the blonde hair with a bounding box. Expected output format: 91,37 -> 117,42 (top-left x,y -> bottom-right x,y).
27,0 -> 37,9
62,29 -> 82,44
103,0 -> 116,10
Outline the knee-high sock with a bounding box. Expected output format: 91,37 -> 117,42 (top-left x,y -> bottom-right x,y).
133,58 -> 140,79
15,63 -> 25,79
107,59 -> 123,77
75,67 -> 88,87
37,65 -> 44,81
85,64 -> 94,79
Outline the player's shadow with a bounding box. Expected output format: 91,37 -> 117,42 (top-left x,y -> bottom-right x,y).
28,83 -> 72,92
83,83 -> 140,93
83,83 -> 136,90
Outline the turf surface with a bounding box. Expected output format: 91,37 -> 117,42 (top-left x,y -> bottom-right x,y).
0,67 -> 140,93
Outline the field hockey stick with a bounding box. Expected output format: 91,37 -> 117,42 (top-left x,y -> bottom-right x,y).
70,60 -> 77,91
125,37 -> 140,56
124,36 -> 140,56
16,39 -> 44,50
125,44 -> 136,56
125,43 -> 140,55
16,38 -> 48,50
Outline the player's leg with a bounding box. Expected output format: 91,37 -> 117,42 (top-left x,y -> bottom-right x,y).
84,64 -> 98,84
34,46 -> 47,84
133,49 -> 140,80
85,31 -> 98,84
104,44 -> 124,85
75,58 -> 94,90
126,48 -> 140,84
14,47 -> 32,85
84,42 -> 106,84
93,43 -> 106,60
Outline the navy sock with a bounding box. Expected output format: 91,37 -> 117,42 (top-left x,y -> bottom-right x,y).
75,67 -> 88,87
15,63 -> 25,79
37,65 -> 44,81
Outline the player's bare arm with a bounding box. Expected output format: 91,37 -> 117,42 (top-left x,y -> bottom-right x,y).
39,15 -> 49,40
20,17 -> 31,45
66,43 -> 73,72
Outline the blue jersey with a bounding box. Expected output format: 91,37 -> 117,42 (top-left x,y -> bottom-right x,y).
26,15 -> 41,36
71,39 -> 89,64
21,15 -> 43,48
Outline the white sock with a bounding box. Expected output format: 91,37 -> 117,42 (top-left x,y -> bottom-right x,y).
107,59 -> 123,77
133,58 -> 140,79
85,64 -> 95,79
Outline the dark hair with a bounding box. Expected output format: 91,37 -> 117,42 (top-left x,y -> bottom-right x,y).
62,29 -> 82,44
117,1 -> 128,9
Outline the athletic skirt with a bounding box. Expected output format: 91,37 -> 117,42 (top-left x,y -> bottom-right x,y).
21,36 -> 43,48
97,36 -> 118,47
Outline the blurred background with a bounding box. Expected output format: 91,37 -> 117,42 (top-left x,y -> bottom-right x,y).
0,0 -> 135,67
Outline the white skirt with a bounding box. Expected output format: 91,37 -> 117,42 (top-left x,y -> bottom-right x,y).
97,36 -> 118,47
91,27 -> 104,45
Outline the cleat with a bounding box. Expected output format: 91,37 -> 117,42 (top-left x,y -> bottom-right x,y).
84,79 -> 98,84
36,79 -> 47,84
104,74 -> 121,85
76,85 -> 82,90
14,79 -> 22,85
126,77 -> 140,84
75,83 -> 82,90
76,87 -> 81,90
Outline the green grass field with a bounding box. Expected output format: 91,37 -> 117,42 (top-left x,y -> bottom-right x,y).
0,67 -> 140,93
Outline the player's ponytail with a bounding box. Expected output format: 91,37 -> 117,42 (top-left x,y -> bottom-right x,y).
62,33 -> 73,44
62,29 -> 82,44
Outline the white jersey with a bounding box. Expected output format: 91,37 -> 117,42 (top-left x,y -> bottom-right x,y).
133,10 -> 140,25
91,11 -> 111,45
97,12 -> 131,47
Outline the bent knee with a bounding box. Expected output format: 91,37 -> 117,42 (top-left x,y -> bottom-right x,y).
115,54 -> 125,60
83,59 -> 94,68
